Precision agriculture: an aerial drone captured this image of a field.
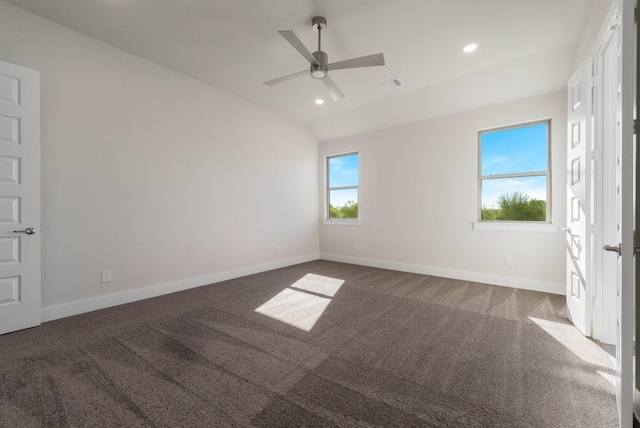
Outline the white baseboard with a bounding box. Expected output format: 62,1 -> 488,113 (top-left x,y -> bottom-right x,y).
41,253 -> 320,322
42,252 -> 564,323
320,253 -> 565,295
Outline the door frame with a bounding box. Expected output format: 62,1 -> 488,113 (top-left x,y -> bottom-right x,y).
616,0 -> 634,425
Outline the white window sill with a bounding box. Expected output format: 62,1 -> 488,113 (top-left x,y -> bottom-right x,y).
472,222 -> 557,233
323,218 -> 361,226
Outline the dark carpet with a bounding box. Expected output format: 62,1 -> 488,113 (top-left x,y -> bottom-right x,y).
0,261 -> 618,427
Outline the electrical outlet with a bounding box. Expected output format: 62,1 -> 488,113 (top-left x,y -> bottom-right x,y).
354,243 -> 360,251
101,270 -> 112,283
505,258 -> 513,267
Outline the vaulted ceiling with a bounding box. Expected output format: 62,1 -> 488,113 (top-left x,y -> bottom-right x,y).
4,0 -> 595,141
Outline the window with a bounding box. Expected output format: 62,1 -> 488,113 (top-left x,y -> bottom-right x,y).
326,152 -> 358,220
478,121 -> 550,222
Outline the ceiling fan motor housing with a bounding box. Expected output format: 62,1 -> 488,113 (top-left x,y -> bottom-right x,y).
311,51 -> 328,79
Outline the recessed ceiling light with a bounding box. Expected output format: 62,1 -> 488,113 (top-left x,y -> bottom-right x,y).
315,99 -> 324,105
463,43 -> 478,53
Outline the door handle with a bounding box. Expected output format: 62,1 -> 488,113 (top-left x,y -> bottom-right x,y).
604,243 -> 640,256
603,243 -> 621,254
14,227 -> 36,235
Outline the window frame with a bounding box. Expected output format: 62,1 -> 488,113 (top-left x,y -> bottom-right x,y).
325,152 -> 359,225
477,119 -> 552,224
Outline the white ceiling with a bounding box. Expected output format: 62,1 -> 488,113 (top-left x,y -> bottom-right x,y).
4,0 -> 594,141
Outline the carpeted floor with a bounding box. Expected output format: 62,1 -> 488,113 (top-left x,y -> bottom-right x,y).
0,261 -> 618,427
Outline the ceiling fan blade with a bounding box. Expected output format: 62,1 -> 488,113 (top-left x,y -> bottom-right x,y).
328,53 -> 385,71
322,75 -> 344,101
263,69 -> 308,86
278,30 -> 318,65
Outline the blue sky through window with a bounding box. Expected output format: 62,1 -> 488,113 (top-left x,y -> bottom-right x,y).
329,154 -> 358,187
480,123 -> 548,209
328,153 -> 358,208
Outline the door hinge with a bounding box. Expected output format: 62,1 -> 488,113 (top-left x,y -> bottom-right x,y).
610,11 -> 620,28
590,149 -> 602,161
588,75 -> 603,88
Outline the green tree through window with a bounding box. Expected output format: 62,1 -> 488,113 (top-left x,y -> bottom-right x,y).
481,191 -> 546,221
329,200 -> 358,219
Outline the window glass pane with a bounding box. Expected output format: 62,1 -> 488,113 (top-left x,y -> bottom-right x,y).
481,123 -> 548,176
328,153 -> 358,187
328,189 -> 358,218
481,176 -> 547,221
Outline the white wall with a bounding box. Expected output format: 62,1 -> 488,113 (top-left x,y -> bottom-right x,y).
0,1 -> 319,319
320,91 -> 567,294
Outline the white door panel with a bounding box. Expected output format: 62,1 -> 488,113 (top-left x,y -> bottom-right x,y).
566,58 -> 592,336
0,59 -> 41,335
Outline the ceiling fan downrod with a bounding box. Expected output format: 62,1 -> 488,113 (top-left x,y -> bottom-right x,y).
311,16 -> 328,79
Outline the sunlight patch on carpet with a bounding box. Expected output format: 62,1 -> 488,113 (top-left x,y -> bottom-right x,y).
596,369 -> 616,387
255,274 -> 344,331
255,289 -> 330,331
528,317 -> 615,367
290,273 -> 344,297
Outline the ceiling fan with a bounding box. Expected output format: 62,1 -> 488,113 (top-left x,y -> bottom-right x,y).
263,16 -> 385,101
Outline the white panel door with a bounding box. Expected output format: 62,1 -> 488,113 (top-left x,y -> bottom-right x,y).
566,58 -> 592,336
0,60 -> 41,335
610,0 -> 633,425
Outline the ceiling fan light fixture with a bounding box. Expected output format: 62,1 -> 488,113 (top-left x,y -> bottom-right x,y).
311,68 -> 327,79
